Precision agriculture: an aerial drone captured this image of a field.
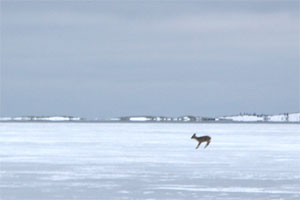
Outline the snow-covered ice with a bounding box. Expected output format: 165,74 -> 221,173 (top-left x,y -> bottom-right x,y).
0,123 -> 299,200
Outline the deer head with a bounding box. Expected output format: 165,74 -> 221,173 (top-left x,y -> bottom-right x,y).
191,133 -> 196,139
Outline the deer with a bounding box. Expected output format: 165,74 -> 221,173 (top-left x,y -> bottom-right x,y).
191,133 -> 211,149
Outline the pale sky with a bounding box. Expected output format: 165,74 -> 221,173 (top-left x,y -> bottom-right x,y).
0,0 -> 299,118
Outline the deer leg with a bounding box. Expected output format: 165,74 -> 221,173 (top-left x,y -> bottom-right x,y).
204,140 -> 210,148
196,142 -> 201,149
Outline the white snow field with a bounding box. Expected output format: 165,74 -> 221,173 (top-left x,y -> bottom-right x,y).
0,123 -> 299,200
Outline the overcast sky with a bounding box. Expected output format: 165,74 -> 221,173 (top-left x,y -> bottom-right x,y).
0,0 -> 299,118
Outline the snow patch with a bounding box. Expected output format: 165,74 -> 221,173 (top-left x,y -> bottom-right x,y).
219,115 -> 265,122
129,117 -> 152,122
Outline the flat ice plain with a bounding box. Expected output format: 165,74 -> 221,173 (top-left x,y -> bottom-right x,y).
0,123 -> 299,200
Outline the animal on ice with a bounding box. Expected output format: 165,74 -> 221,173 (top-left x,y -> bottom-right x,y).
191,134 -> 211,149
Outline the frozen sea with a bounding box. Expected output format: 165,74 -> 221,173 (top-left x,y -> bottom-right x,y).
0,123 -> 299,200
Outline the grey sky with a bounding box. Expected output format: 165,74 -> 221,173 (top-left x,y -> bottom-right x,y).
0,1 -> 299,118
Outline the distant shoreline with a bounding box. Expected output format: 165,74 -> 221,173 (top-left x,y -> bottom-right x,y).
1,112 -> 299,123
0,121 -> 299,124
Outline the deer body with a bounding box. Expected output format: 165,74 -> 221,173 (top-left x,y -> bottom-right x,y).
191,133 -> 211,149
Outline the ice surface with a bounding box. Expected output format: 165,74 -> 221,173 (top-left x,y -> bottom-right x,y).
0,123 -> 299,200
